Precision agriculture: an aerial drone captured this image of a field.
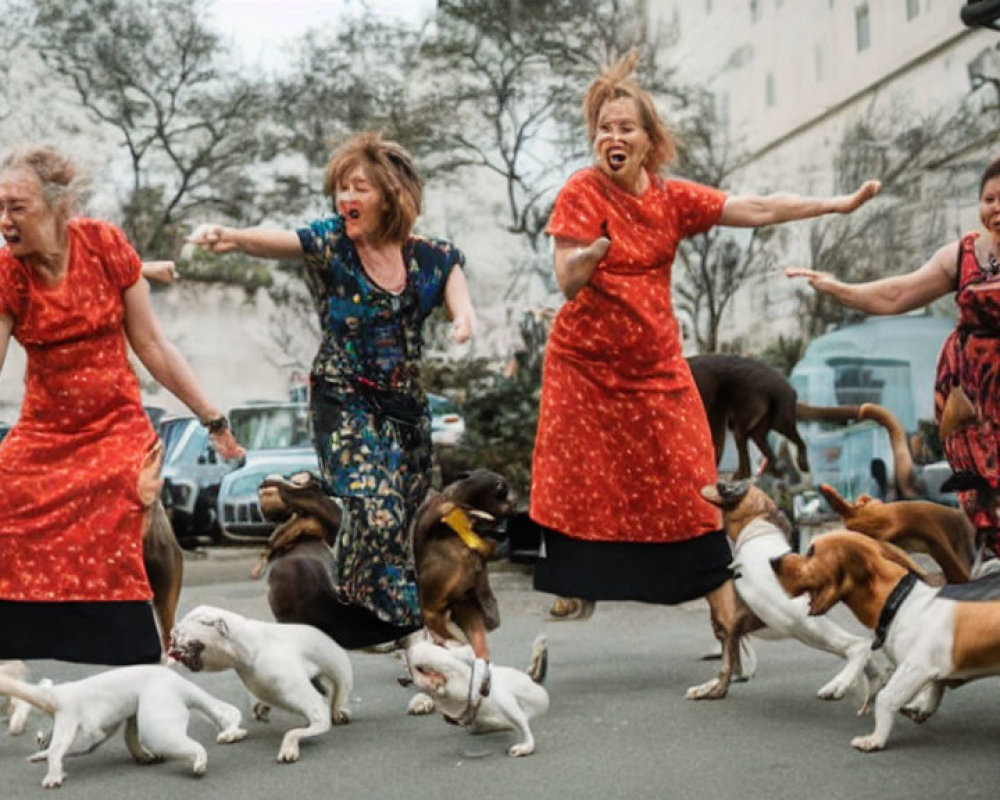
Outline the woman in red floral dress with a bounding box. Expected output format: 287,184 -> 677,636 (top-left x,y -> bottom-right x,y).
0,146 -> 242,664
789,154 -> 1000,560
532,52 -> 881,612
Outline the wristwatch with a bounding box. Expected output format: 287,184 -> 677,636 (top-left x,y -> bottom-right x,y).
203,415 -> 229,435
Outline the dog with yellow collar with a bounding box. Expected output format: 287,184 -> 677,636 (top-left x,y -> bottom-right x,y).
411,469 -> 513,672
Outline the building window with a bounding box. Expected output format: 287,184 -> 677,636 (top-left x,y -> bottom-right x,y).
855,3 -> 871,52
765,72 -> 776,107
906,0 -> 919,21
750,0 -> 761,22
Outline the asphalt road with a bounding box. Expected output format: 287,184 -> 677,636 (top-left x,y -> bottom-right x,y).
3,548 -> 999,799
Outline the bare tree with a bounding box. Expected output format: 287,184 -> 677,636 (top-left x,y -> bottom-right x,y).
28,0 -> 273,257
672,93 -> 781,353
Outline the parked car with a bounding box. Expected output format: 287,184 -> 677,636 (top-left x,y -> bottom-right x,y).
216,402 -> 314,542
429,392 -> 465,446
159,415 -> 236,546
0,422 -> 10,444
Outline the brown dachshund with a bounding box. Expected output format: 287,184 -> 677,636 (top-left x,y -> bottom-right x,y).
818,483 -> 976,584
143,499 -> 185,651
411,469 -> 513,661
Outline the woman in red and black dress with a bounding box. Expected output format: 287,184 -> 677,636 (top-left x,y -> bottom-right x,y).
0,146 -> 242,664
532,52 -> 880,612
788,154 -> 1000,560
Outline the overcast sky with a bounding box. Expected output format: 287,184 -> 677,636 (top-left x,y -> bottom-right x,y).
208,0 -> 434,66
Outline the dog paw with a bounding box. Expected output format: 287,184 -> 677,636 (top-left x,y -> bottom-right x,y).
277,745 -> 300,763
35,730 -> 50,749
192,753 -> 208,775
217,727 -> 248,744
407,693 -> 435,715
134,750 -> 162,765
27,751 -> 48,763
900,705 -> 934,724
331,709 -> 351,726
817,680 -> 849,701
41,772 -> 64,789
253,702 -> 271,722
850,734 -> 886,752
508,743 -> 535,757
685,678 -> 727,700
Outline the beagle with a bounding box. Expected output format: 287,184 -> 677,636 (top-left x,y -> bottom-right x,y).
694,480 -> 884,704
771,530 -> 1000,751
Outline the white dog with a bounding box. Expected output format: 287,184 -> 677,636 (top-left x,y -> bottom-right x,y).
1,660 -> 32,735
690,482 -> 886,704
169,604 -> 353,763
0,664 -> 245,788
405,635 -> 549,757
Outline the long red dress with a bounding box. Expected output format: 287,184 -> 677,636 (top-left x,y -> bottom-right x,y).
531,167 -> 732,603
0,218 -> 161,663
934,232 -> 1000,548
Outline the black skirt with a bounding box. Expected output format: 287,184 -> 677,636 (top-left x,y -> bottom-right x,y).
533,524 -> 733,605
0,600 -> 162,665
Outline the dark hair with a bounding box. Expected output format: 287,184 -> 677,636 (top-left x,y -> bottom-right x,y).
323,132 -> 422,244
980,155 -> 1000,197
0,146 -> 83,220
582,50 -> 677,175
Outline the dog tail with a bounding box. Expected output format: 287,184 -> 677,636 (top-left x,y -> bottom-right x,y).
0,673 -> 56,716
858,403 -> 920,499
795,402 -> 861,423
525,634 -> 548,685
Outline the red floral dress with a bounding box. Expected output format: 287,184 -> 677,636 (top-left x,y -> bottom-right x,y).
934,232 -> 1000,544
0,219 -> 157,603
531,167 -> 726,543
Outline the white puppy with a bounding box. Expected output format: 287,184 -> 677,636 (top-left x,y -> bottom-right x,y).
169,604 -> 353,764
0,664 -> 245,788
405,635 -> 549,757
1,660 -> 32,735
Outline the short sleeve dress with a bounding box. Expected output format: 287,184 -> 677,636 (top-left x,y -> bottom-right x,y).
295,215 -> 459,647
530,167 -> 734,603
0,218 -> 162,664
933,232 -> 1000,547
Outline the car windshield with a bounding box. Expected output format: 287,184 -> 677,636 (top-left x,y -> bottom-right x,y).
230,405 -> 312,450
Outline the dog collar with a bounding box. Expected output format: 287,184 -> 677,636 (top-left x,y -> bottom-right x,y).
872,571 -> 918,650
441,507 -> 493,556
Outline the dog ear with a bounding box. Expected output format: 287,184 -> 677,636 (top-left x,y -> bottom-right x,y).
210,617 -> 230,638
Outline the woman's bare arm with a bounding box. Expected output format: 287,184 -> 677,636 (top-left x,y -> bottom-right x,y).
187,224 -> 303,260
719,180 -> 881,227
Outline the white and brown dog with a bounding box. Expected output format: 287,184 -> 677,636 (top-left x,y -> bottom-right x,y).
771,530 -> 1000,751
0,664 -> 245,788
403,635 -> 549,757
689,479 -> 885,704
169,604 -> 353,764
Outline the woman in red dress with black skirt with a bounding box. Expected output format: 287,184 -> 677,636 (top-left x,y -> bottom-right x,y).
532,52 -> 881,614
0,146 -> 242,664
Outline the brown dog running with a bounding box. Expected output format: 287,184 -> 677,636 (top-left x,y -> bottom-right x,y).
410,469 -> 513,660
144,499 -> 185,652
817,483 -> 977,584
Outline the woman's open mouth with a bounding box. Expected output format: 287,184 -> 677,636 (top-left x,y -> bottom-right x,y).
346,209 -> 361,220
607,152 -> 628,171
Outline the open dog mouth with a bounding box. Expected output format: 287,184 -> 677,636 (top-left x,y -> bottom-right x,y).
167,639 -> 205,671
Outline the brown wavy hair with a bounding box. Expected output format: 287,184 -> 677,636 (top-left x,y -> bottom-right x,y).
980,154 -> 1000,198
582,50 -> 677,175
323,132 -> 422,244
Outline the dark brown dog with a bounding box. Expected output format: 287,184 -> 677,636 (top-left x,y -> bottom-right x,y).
818,482 -> 976,584
411,469 -> 513,661
687,354 -> 860,479
258,470 -> 512,654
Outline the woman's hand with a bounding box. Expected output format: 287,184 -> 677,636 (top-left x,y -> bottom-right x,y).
451,314 -> 474,344
555,236 -> 611,300
784,266 -> 839,293
833,180 -> 881,213
187,224 -> 240,253
209,427 -> 246,461
142,261 -> 181,285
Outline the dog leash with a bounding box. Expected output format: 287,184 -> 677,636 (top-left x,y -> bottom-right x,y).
872,571 -> 919,650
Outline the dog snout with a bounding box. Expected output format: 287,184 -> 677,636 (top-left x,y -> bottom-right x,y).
770,554 -> 787,575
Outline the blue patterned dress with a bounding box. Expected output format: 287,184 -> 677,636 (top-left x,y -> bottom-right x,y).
297,215 -> 461,640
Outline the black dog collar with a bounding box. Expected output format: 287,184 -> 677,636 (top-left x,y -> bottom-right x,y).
872,571 -> 918,650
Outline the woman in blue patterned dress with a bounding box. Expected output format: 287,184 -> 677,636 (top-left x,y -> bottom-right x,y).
189,132 -> 475,646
